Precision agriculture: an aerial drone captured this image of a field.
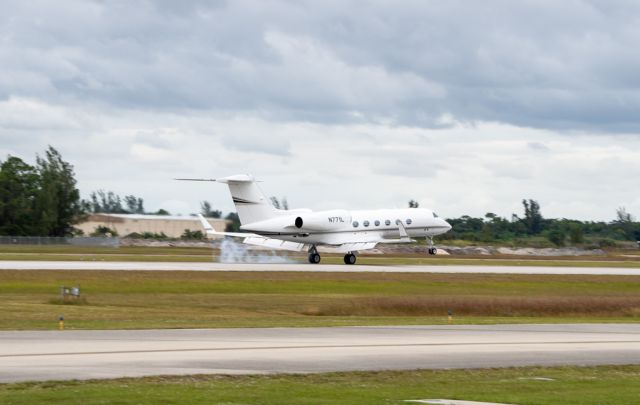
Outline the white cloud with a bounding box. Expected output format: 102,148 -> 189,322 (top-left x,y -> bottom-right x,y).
129,143 -> 174,163
0,97 -> 79,131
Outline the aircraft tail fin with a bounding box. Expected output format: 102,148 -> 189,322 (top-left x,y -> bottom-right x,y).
176,174 -> 277,225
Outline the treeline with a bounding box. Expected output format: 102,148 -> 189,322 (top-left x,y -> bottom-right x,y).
84,191 -> 170,216
439,199 -> 640,247
85,191 -> 145,214
0,147 -> 82,236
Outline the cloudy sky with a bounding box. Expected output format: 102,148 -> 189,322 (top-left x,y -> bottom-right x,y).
1,0 -> 639,221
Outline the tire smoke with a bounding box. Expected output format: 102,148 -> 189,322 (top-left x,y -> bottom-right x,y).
218,238 -> 295,263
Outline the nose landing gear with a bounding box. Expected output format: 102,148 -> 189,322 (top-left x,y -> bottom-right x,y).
427,237 -> 438,255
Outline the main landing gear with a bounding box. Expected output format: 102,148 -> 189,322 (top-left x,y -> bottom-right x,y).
307,246 -> 357,265
308,246 -> 321,264
343,252 -> 356,265
427,237 -> 438,255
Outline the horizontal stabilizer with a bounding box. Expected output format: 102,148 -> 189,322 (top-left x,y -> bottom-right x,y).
196,214 -> 261,238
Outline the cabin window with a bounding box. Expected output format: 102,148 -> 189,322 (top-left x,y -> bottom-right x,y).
352,221 -> 359,228
364,220 -> 370,227
385,219 -> 391,226
406,219 -> 413,225
374,220 -> 380,226
395,219 -> 401,225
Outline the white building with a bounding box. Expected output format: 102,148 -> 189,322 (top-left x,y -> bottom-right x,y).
77,214 -> 227,238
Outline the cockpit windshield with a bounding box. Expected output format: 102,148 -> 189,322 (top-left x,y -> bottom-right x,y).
433,212 -> 439,218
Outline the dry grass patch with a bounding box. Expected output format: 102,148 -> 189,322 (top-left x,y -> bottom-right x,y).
306,295 -> 640,317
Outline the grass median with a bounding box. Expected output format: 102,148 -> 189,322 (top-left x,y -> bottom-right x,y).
1,270 -> 639,330
1,365 -> 639,404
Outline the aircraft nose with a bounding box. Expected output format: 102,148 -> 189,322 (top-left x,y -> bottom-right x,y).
441,219 -> 452,231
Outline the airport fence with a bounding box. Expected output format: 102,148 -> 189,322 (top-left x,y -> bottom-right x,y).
0,236 -> 120,247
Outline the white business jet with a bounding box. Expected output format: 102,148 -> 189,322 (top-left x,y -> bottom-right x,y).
178,174 -> 451,265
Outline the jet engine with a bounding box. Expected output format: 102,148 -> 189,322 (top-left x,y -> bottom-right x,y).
294,210 -> 351,231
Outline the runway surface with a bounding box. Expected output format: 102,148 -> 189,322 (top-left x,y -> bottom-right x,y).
1,260 -> 640,275
1,324 -> 639,382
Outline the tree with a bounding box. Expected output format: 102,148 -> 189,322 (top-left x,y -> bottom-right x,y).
568,223 -> 584,244
0,157 -> 39,235
616,207 -> 634,223
90,225 -> 118,237
200,200 -> 221,218
181,229 -> 204,240
225,212 -> 241,232
270,196 -> 288,210
548,229 -> 566,247
522,199 -> 543,235
614,207 -> 637,240
155,208 -> 170,216
34,146 -> 82,236
88,190 -> 126,213
124,195 -> 144,214
85,191 -> 145,214
408,200 -> 420,208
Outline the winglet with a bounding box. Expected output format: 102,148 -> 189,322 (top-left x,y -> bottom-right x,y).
397,220 -> 409,238
394,220 -> 415,243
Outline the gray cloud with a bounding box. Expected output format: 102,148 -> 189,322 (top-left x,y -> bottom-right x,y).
2,1 -> 640,131
527,142 -> 550,152
221,132 -> 291,156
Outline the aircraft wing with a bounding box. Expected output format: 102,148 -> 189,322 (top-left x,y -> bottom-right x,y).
242,236 -> 306,252
317,242 -> 379,253
321,236 -> 415,253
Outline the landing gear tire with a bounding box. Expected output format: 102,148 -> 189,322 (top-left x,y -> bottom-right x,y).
308,253 -> 321,264
343,253 -> 356,265
427,236 -> 437,255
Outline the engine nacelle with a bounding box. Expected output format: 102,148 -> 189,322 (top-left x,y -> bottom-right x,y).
294,210 -> 351,232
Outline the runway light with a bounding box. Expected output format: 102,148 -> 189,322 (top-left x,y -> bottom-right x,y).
58,315 -> 64,331
447,309 -> 453,324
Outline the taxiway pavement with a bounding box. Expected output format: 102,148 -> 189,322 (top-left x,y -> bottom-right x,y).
1,260 -> 640,275
1,324 -> 639,382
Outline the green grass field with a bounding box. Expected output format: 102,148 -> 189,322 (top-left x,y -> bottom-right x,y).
2,365 -> 639,404
2,270 -> 639,330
